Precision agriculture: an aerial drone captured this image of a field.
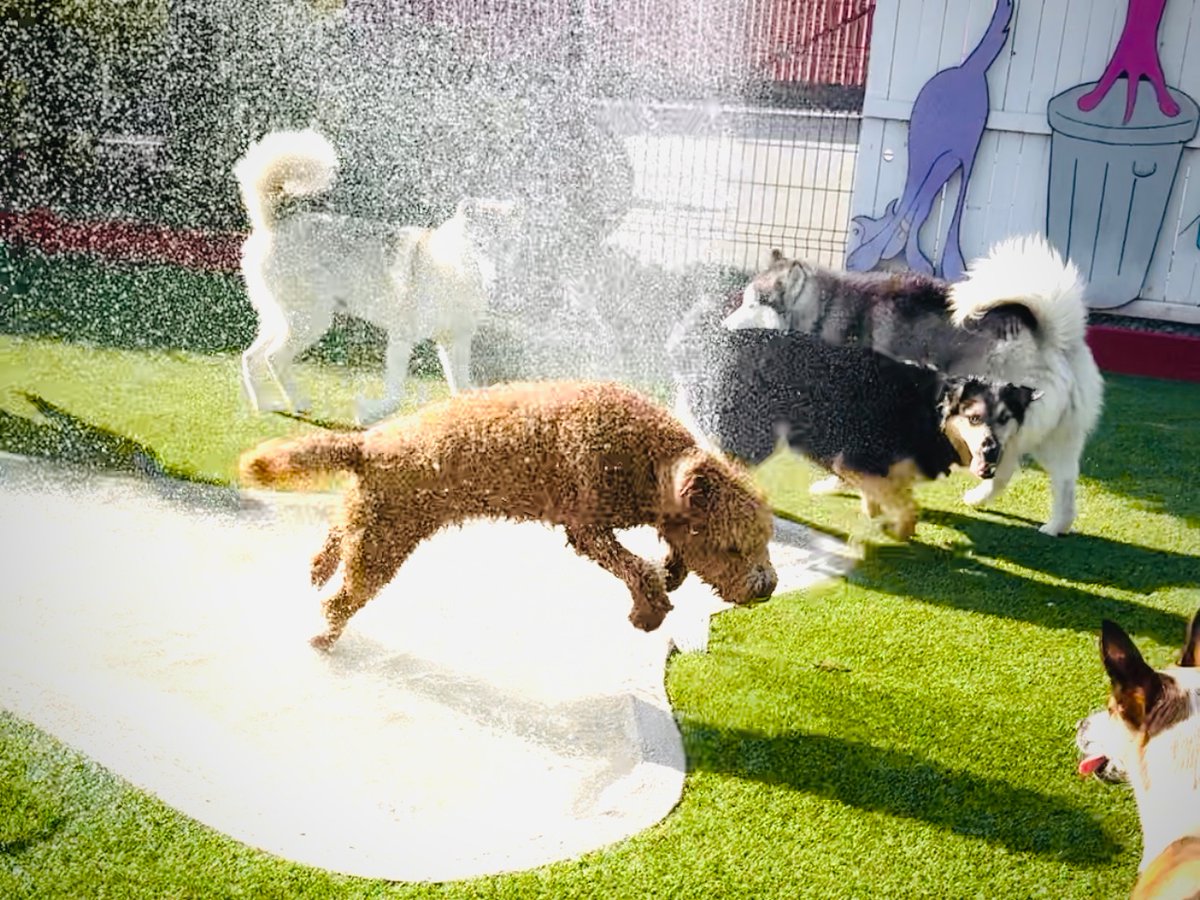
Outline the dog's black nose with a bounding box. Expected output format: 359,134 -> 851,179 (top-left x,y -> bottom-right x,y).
982,437 -> 1000,463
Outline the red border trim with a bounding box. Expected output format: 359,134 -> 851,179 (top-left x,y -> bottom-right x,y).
0,208 -> 242,272
1086,325 -> 1200,383
4,209 -> 1199,383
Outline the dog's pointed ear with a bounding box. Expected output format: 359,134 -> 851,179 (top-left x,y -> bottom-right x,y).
672,452 -> 721,514
785,259 -> 810,289
1180,608 -> 1200,667
999,384 -> 1042,421
1101,619 -> 1164,729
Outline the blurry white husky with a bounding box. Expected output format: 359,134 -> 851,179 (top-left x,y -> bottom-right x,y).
234,128 -> 520,423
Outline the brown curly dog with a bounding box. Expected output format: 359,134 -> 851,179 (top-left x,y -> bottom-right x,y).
240,380 -> 778,650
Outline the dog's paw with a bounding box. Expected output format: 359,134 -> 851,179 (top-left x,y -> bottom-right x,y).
1038,521 -> 1069,536
309,632 -> 337,652
883,519 -> 916,541
962,482 -> 994,507
810,474 -> 849,496
663,551 -> 688,592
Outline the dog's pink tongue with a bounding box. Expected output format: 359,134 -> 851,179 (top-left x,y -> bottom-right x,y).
1078,754 -> 1108,776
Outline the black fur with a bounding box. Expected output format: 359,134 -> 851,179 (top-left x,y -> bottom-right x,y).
671,301 -> 965,480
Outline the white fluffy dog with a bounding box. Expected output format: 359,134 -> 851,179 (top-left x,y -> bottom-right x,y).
234,128 -> 519,423
948,236 -> 1104,535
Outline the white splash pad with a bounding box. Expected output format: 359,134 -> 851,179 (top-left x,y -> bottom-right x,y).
0,454 -> 849,881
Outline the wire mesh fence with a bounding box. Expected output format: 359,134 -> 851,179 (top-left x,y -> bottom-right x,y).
3,0 -> 875,272
351,0 -> 876,270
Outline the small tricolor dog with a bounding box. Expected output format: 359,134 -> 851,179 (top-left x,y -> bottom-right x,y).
1077,611 -> 1200,899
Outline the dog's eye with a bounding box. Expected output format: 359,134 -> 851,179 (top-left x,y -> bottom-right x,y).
998,412 -> 1010,425
968,414 -> 983,426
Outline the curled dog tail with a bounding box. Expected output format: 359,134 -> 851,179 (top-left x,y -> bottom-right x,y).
239,432 -> 364,488
233,128 -> 339,232
949,234 -> 1088,353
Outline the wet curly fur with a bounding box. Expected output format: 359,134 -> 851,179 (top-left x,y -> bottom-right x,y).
240,381 -> 778,650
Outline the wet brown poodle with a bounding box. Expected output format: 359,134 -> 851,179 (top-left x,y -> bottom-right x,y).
240,380 -> 778,650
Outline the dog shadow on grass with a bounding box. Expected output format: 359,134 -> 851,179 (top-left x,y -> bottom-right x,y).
850,511 -> 1193,646
0,392 -> 256,514
683,723 -> 1121,863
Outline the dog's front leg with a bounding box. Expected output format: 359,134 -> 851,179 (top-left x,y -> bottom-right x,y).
662,542 -> 688,592
962,446 -> 1020,509
565,525 -> 673,631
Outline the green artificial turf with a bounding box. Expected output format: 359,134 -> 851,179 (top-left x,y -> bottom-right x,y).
1,333 -> 1197,899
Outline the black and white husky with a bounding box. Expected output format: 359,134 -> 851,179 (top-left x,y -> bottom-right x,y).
720,236 -> 1104,535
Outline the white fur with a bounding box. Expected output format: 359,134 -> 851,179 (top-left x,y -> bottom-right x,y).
235,128 -> 517,424
1105,666 -> 1200,871
1134,668 -> 1200,870
722,284 -> 785,330
950,234 -> 1104,535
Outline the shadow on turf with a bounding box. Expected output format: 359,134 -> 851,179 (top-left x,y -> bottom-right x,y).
684,724 -> 1121,863
1082,378 -> 1200,527
0,393 -> 263,515
0,392 -> 218,483
850,511 -> 1193,646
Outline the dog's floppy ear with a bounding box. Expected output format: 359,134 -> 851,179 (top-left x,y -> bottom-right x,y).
672,451 -> 723,515
1180,608 -> 1200,667
1101,619 -> 1164,729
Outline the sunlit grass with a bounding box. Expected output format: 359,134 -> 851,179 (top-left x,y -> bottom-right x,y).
0,334 -> 1198,898
0,335 -> 447,483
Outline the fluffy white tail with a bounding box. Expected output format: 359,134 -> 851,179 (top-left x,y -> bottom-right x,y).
233,128 -> 339,232
949,234 -> 1088,353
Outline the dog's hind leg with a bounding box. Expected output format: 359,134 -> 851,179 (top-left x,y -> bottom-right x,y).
265,312 -> 330,414
241,329 -> 275,412
311,527 -> 342,587
1032,439 -> 1082,536
565,525 -> 673,631
311,507 -> 434,651
435,333 -> 475,395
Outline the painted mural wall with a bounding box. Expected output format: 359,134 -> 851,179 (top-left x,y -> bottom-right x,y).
849,0 -> 1200,323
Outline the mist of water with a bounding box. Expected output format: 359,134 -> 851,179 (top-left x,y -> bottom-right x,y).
2,1 -> 860,392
